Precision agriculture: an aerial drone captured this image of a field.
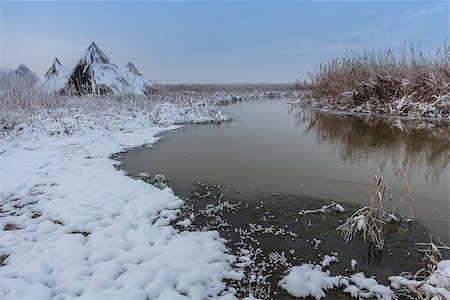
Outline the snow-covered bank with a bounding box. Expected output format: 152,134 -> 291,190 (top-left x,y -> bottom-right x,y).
292,92 -> 450,120
0,97 -> 242,299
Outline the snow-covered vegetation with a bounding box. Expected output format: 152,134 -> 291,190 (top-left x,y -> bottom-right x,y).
277,166 -> 450,300
157,83 -> 296,93
0,69 -> 244,299
36,42 -> 157,96
279,239 -> 450,300
62,42 -> 156,95
298,46 -> 450,119
0,64 -> 302,299
40,58 -> 69,93
337,167 -> 414,251
156,84 -> 298,105
122,62 -> 157,95
0,67 -> 231,134
176,179 -> 450,299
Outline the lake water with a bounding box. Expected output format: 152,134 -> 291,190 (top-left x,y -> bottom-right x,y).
120,99 -> 449,242
118,99 -> 449,297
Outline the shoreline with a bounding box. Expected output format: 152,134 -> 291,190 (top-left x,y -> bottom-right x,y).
289,93 -> 450,122
0,97 -> 241,299
294,105 -> 450,123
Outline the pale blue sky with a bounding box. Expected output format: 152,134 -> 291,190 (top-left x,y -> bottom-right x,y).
0,1 -> 448,83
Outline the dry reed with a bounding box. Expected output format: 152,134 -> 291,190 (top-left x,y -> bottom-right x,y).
394,236 -> 450,299
303,45 -> 450,115
336,166 -> 413,249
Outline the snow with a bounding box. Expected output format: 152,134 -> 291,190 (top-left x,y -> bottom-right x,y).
176,219 -> 192,228
350,273 -> 379,290
280,254 -> 401,300
1,83 -> 448,299
346,273 -> 394,300
343,285 -> 360,298
278,264 -> 342,299
280,265 -> 396,300
0,97 -> 241,299
122,62 -> 156,95
156,289 -> 190,300
40,58 -> 69,92
299,201 -> 345,216
389,259 -> 450,299
355,215 -> 367,231
351,259 -> 357,269
321,255 -> 338,267
280,252 -> 450,300
294,91 -> 450,120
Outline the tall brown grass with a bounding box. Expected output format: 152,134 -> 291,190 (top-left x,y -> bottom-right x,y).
305,45 -> 450,106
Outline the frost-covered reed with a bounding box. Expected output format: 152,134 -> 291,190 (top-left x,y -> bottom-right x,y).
337,166 -> 413,250
0,69 -> 233,135
0,68 -> 63,112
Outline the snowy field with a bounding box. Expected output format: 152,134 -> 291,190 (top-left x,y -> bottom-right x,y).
0,96 -> 247,299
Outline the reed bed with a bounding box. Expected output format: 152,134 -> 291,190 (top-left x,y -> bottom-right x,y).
302,46 -> 450,118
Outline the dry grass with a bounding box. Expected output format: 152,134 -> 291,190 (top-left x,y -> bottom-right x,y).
0,69 -> 63,112
0,255 -> 9,267
304,45 -> 450,110
337,206 -> 386,249
337,166 -> 413,249
394,236 -> 450,299
3,224 -> 19,231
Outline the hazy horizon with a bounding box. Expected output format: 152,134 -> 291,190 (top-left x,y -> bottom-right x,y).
0,1 -> 448,84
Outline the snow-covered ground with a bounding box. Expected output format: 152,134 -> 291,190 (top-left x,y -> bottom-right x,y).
0,96 -> 245,299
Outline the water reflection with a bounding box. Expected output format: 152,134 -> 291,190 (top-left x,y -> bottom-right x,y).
291,106 -> 450,184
